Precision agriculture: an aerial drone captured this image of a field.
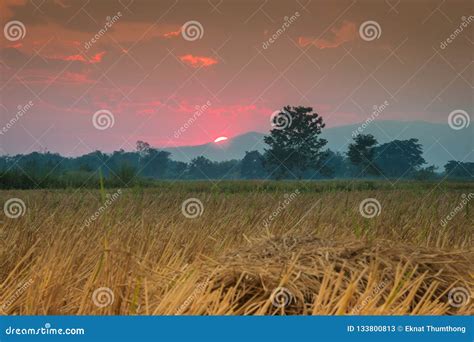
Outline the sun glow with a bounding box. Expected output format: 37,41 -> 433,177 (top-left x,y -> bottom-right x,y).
214,136 -> 228,143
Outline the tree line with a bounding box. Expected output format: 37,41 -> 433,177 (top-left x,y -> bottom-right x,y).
0,106 -> 472,188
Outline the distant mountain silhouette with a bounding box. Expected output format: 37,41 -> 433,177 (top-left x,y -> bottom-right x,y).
163,121 -> 473,167
163,132 -> 266,163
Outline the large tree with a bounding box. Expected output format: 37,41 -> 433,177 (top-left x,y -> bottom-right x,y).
240,150 -> 266,179
347,134 -> 379,176
321,150 -> 348,178
263,106 -> 327,179
374,138 -> 425,178
188,156 -> 216,179
444,161 -> 474,179
136,141 -> 171,178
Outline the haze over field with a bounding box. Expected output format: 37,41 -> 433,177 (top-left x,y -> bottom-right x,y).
162,120 -> 474,167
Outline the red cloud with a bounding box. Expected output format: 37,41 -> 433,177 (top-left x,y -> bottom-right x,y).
8,43 -> 23,49
298,21 -> 356,49
89,51 -> 106,63
63,54 -> 87,62
163,29 -> 181,38
50,51 -> 106,64
179,54 -> 218,68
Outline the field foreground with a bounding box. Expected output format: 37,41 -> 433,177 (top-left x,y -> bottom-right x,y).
0,181 -> 473,315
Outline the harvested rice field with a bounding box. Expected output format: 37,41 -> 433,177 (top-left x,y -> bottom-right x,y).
0,181 -> 473,315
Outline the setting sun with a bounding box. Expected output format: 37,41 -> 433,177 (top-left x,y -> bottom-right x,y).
214,136 -> 228,143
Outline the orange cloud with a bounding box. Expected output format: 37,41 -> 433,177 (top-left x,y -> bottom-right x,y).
62,54 -> 87,62
179,54 -> 218,68
8,43 -> 23,49
50,51 -> 106,64
298,21 -> 356,49
163,29 -> 181,38
89,51 -> 106,63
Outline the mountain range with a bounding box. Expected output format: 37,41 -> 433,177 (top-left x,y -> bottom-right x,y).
162,121 -> 473,168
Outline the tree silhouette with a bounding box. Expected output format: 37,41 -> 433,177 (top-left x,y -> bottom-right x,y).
241,150 -> 266,179
347,134 -> 379,176
136,141 -> 171,178
188,156 -> 216,179
444,161 -> 474,179
263,106 -> 327,179
374,139 -> 425,178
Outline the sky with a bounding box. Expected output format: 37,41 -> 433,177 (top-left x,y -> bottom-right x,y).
0,0 -> 472,156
